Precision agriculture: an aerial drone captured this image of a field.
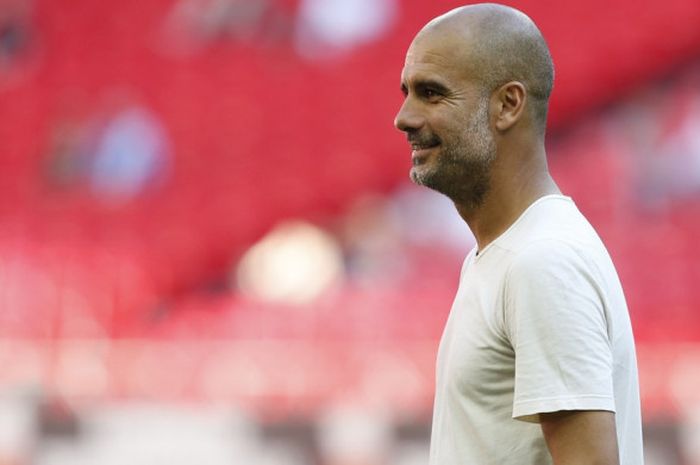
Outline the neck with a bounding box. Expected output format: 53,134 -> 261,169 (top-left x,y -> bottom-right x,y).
454,145 -> 560,253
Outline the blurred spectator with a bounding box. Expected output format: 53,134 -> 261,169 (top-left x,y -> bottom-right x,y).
337,194 -> 406,288
336,186 -> 472,288
388,183 -> 474,254
618,68 -> 700,210
294,0 -> 396,59
0,0 -> 38,88
159,0 -> 295,55
159,0 -> 397,59
650,88 -> 700,200
42,94 -> 94,192
42,89 -> 171,206
88,92 -> 171,206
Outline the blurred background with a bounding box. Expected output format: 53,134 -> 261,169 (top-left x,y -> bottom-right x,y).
1,0 -> 700,463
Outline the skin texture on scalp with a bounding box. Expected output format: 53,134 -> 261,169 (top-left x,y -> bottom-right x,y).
420,3 -> 554,133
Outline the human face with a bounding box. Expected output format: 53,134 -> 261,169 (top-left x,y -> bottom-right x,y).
394,33 -> 496,208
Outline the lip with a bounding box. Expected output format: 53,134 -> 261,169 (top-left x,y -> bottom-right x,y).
411,144 -> 440,164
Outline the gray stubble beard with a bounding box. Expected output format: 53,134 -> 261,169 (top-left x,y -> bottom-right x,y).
410,99 -> 496,210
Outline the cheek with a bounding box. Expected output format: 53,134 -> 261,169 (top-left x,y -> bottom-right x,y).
434,112 -> 468,139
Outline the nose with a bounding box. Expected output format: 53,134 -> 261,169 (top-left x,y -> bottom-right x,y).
394,97 -> 424,133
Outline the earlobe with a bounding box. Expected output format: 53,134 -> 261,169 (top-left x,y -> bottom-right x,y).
494,81 -> 526,131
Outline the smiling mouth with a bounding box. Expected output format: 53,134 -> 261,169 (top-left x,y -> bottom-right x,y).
411,143 -> 440,164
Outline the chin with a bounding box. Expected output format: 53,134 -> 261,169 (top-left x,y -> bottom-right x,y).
410,166 -> 442,191
409,166 -> 429,186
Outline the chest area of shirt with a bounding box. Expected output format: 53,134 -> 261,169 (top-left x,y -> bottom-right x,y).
436,269 -> 515,396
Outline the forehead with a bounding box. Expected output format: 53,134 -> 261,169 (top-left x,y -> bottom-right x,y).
401,31 -> 472,85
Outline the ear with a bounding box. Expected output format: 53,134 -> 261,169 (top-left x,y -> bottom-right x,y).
492,81 -> 526,132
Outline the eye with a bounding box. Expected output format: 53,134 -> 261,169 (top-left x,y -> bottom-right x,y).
414,82 -> 446,102
422,87 -> 442,101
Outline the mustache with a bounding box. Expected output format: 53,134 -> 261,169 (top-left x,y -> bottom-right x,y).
407,133 -> 441,147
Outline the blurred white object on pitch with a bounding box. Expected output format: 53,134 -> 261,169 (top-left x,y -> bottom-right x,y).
317,402 -> 392,465
236,221 -> 344,305
0,395 -> 35,464
35,403 -> 256,465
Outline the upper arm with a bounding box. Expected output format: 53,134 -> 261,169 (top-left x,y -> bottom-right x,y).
540,410 -> 619,465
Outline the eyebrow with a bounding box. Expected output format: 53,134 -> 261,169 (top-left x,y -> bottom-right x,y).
401,78 -> 451,96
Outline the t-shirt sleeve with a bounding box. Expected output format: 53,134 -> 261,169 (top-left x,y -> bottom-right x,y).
504,240 -> 616,423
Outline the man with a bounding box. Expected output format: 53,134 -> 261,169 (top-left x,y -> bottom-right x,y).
394,4 -> 643,465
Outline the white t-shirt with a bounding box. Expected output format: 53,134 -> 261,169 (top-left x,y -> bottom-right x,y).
429,195 -> 643,465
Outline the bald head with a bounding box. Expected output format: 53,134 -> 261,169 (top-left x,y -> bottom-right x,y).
414,3 -> 554,132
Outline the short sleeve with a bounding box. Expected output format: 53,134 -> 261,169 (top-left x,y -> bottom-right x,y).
504,240 -> 616,422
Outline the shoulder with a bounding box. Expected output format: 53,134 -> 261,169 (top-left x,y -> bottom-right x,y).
502,237 -> 610,324
496,196 -> 602,258
506,238 -> 593,282
502,237 -> 612,348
